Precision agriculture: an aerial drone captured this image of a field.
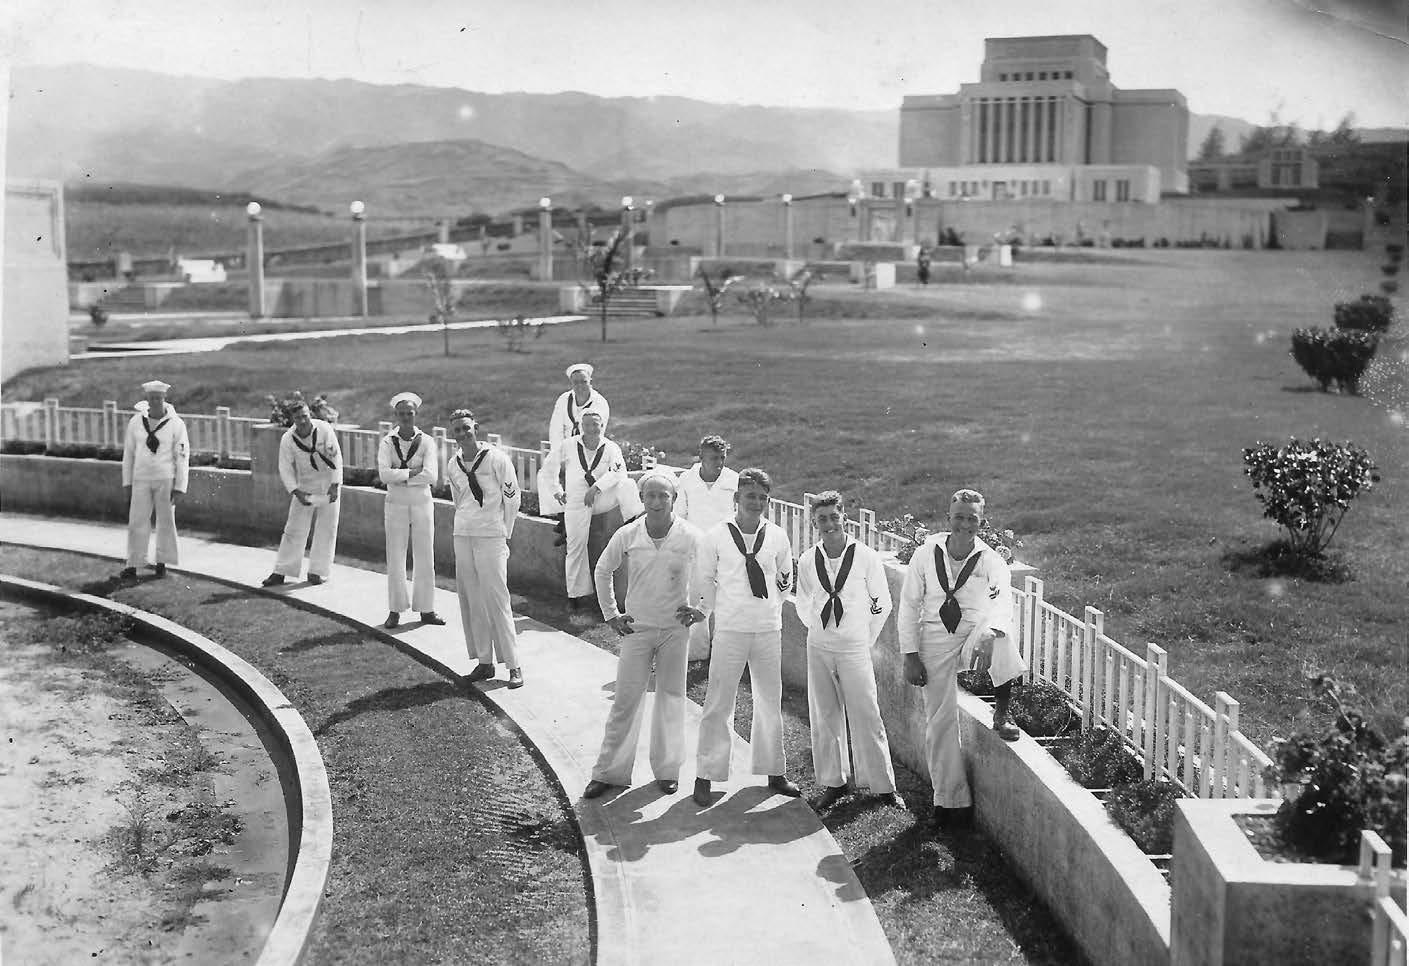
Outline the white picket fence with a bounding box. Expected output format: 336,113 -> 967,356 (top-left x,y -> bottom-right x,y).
1364,831 -> 1408,966
1,399 -> 263,459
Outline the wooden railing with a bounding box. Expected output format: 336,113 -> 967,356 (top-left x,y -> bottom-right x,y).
1364,830 -> 1408,966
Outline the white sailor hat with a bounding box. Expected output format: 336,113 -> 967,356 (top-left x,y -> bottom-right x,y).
565,363 -> 594,379
389,391 -> 423,409
141,380 -> 171,394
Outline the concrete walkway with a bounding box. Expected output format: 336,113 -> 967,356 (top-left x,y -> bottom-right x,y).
0,513 -> 896,966
78,314 -> 586,359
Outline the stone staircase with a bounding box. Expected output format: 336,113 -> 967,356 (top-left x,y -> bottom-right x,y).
588,289 -> 661,317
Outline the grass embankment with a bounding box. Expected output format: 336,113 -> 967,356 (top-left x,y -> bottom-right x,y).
0,546 -> 592,966
9,249 -> 1407,742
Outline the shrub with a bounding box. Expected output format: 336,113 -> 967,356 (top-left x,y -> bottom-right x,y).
44,442 -> 100,459
2,439 -> 48,455
1382,280 -> 1399,295
615,440 -> 665,472
520,490 -> 540,517
1062,726 -> 1144,789
1265,674 -> 1407,866
266,391 -> 339,427
1289,328 -> 1378,393
1332,294 -> 1395,333
88,304 -> 110,326
1242,437 -> 1378,559
1106,780 -> 1182,854
876,513 -> 1022,565
342,467 -> 383,489
1008,679 -> 1078,737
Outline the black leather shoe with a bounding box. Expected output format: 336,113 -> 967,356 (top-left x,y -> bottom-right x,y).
874,792 -> 906,810
117,567 -> 138,580
383,612 -> 400,629
261,573 -> 285,587
507,668 -> 524,689
420,612 -> 446,625
692,778 -> 712,807
153,563 -> 167,577
583,780 -> 612,799
767,775 -> 802,798
928,807 -> 947,832
657,779 -> 679,794
993,718 -> 1021,741
466,664 -> 495,683
816,785 -> 848,810
307,574 -> 324,586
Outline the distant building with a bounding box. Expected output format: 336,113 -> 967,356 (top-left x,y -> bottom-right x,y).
862,35 -> 1189,204
1189,147 -> 1319,193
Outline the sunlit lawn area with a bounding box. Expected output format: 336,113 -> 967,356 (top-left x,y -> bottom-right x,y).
8,249 -> 1406,743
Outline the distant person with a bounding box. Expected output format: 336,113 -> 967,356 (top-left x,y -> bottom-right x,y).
692,467 -> 800,807
119,380 -> 189,580
377,391 -> 444,629
898,489 -> 1025,832
583,472 -> 706,799
261,401 -> 342,587
674,434 -> 739,661
545,363 -> 610,546
916,245 -> 932,286
447,409 -> 523,688
540,409 -> 627,622
795,491 -> 902,811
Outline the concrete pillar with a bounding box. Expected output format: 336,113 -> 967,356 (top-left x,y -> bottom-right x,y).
436,220 -> 450,244
986,99 -> 998,166
620,198 -> 635,273
713,196 -> 726,257
1037,96 -> 1048,164
246,205 -> 266,319
351,203 -> 368,318
537,199 -> 553,281
782,196 -> 795,259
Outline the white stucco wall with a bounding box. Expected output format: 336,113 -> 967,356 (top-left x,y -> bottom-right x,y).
3,179 -> 70,382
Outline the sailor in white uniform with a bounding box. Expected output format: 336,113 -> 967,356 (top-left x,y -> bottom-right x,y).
899,488 -> 1025,831
540,409 -> 627,616
692,467 -> 801,807
794,491 -> 902,811
544,363 -> 611,544
376,391 -> 444,629
119,380 -> 190,579
674,434 -> 739,661
262,400 -> 342,586
447,409 -> 524,689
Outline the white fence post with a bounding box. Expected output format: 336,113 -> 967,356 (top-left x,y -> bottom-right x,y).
1144,644 -> 1167,781
432,426 -> 450,483
1027,577 -> 1047,684
43,398 -> 59,447
1214,692 -> 1237,797
1081,606 -> 1103,729
216,406 -> 232,458
103,400 -> 119,448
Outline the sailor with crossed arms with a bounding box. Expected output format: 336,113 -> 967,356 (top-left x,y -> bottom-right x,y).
446,408 -> 524,689
376,391 -> 445,629
262,399 -> 343,587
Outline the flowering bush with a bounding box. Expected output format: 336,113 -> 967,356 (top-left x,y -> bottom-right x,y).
1242,437 -> 1378,559
876,513 -> 1023,565
1264,674 -> 1407,866
266,391 -> 339,427
615,440 -> 665,472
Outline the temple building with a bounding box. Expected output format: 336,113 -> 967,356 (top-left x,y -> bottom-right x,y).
862,35 -> 1189,204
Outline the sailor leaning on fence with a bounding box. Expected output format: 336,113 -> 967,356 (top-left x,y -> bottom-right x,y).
898,488 -> 1026,832
376,391 -> 445,629
119,380 -> 190,580
448,409 -> 524,690
261,399 -> 343,588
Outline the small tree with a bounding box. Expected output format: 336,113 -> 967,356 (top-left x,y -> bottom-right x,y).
695,266 -> 741,325
579,229 -> 638,343
736,279 -> 790,326
422,255 -> 457,356
1242,437 -> 1378,560
1197,125 -> 1227,161
1289,328 -> 1379,393
785,266 -> 822,323
497,314 -> 542,353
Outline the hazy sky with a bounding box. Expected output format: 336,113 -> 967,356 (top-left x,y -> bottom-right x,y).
5,0 -> 1407,127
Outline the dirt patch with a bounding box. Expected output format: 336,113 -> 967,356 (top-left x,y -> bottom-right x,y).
0,599 -> 277,964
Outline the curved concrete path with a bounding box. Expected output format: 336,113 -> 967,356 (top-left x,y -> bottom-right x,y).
0,513 -> 896,966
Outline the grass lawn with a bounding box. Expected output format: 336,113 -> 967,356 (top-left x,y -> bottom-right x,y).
7,249 -> 1407,743
0,546 -> 592,966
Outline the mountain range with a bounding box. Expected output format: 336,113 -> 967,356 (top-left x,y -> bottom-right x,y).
5,64 -> 1397,217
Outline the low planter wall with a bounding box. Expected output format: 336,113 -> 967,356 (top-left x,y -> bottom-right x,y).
1172,799 -> 1406,966
3,450 -> 1176,966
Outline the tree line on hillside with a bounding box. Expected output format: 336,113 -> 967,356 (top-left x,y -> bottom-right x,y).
65,182 -> 325,214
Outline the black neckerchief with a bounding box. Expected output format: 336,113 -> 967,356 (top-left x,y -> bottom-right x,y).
291,426 -> 335,470
815,541 -> 857,628
934,544 -> 982,633
576,440 -> 606,486
141,414 -> 170,454
457,447 -> 489,506
727,522 -> 770,599
391,431 -> 422,469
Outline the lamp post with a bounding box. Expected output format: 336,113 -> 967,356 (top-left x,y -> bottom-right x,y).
350,200 -> 368,317
846,182 -> 861,243
538,196 -> 553,281
781,193 -> 795,260
714,194 -> 726,257
620,195 -> 635,273
245,201 -> 265,319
